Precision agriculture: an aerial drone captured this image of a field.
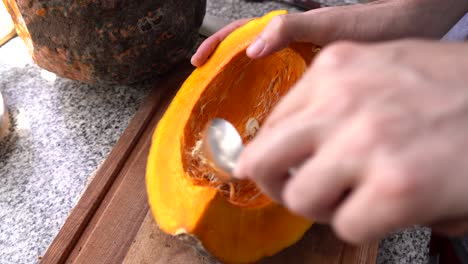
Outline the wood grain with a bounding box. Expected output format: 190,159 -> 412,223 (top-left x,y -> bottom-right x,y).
124,212 -> 378,264
0,0 -> 16,47
41,63 -> 193,263
42,61 -> 379,264
123,212 -> 216,264
66,65 -> 190,263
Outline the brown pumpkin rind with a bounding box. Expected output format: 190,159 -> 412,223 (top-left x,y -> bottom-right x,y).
3,0 -> 206,84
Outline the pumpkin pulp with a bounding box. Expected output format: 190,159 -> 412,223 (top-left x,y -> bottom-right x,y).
147,10 -> 317,264
184,48 -> 306,207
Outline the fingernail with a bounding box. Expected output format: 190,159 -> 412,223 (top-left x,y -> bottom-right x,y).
190,55 -> 200,67
247,37 -> 265,57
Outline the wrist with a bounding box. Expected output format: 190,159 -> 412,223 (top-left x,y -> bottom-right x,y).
400,0 -> 468,38
408,0 -> 468,13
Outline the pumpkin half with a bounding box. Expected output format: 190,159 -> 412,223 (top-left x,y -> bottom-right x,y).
146,10 -> 319,264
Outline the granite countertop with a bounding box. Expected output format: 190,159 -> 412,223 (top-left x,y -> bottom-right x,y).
0,0 -> 430,263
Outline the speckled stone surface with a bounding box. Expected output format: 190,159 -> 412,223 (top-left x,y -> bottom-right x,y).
378,226 -> 431,264
0,1 -> 432,264
0,38 -> 152,264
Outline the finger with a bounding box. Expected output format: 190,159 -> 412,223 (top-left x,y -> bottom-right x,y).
233,109 -> 327,202
264,65 -> 354,130
282,114 -> 375,223
246,8 -> 350,59
247,13 -> 306,59
191,18 -> 252,67
263,68 -> 314,128
263,41 -> 368,129
331,157 -> 424,244
282,143 -> 360,223
300,113 -> 409,243
332,181 -> 387,244
246,0 -> 410,60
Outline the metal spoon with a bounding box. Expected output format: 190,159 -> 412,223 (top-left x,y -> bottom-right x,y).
202,118 -> 243,183
202,118 -> 303,183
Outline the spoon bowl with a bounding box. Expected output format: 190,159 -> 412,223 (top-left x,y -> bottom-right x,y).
202,118 -> 304,183
202,118 -> 243,182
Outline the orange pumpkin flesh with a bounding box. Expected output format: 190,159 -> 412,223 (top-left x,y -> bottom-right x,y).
147,10 -> 319,264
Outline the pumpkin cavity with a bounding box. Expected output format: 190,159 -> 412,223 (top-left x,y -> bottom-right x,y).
182,50 -> 307,208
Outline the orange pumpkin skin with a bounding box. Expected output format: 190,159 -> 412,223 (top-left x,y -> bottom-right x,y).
146,10 -> 319,264
3,0 -> 205,84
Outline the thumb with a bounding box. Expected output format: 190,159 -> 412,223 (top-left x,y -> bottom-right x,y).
246,12 -> 321,59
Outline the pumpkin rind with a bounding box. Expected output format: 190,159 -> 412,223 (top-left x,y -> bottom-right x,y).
147,10 -> 319,264
3,0 -> 205,84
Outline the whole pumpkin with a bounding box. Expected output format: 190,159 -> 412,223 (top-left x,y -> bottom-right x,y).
146,10 -> 320,264
3,0 -> 206,84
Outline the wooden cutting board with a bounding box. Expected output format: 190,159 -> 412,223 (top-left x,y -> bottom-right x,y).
0,1 -> 16,47
41,62 -> 379,264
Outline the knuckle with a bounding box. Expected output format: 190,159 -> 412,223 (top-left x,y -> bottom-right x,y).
239,155 -> 260,179
332,214 -> 364,244
283,178 -> 326,221
332,78 -> 358,98
373,161 -> 421,201
271,15 -> 289,33
331,89 -> 355,114
315,41 -> 361,69
348,114 -> 386,153
265,15 -> 292,43
237,148 -> 260,177
316,75 -> 359,101
283,183 -> 310,217
240,151 -> 276,183
257,14 -> 293,51
362,115 -> 385,141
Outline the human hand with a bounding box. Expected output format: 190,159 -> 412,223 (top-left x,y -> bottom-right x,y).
233,40 -> 468,244
191,0 -> 468,67
191,18 -> 252,67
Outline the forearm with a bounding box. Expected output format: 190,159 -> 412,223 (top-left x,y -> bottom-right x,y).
387,0 -> 468,39
192,0 -> 468,65
310,0 -> 468,44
